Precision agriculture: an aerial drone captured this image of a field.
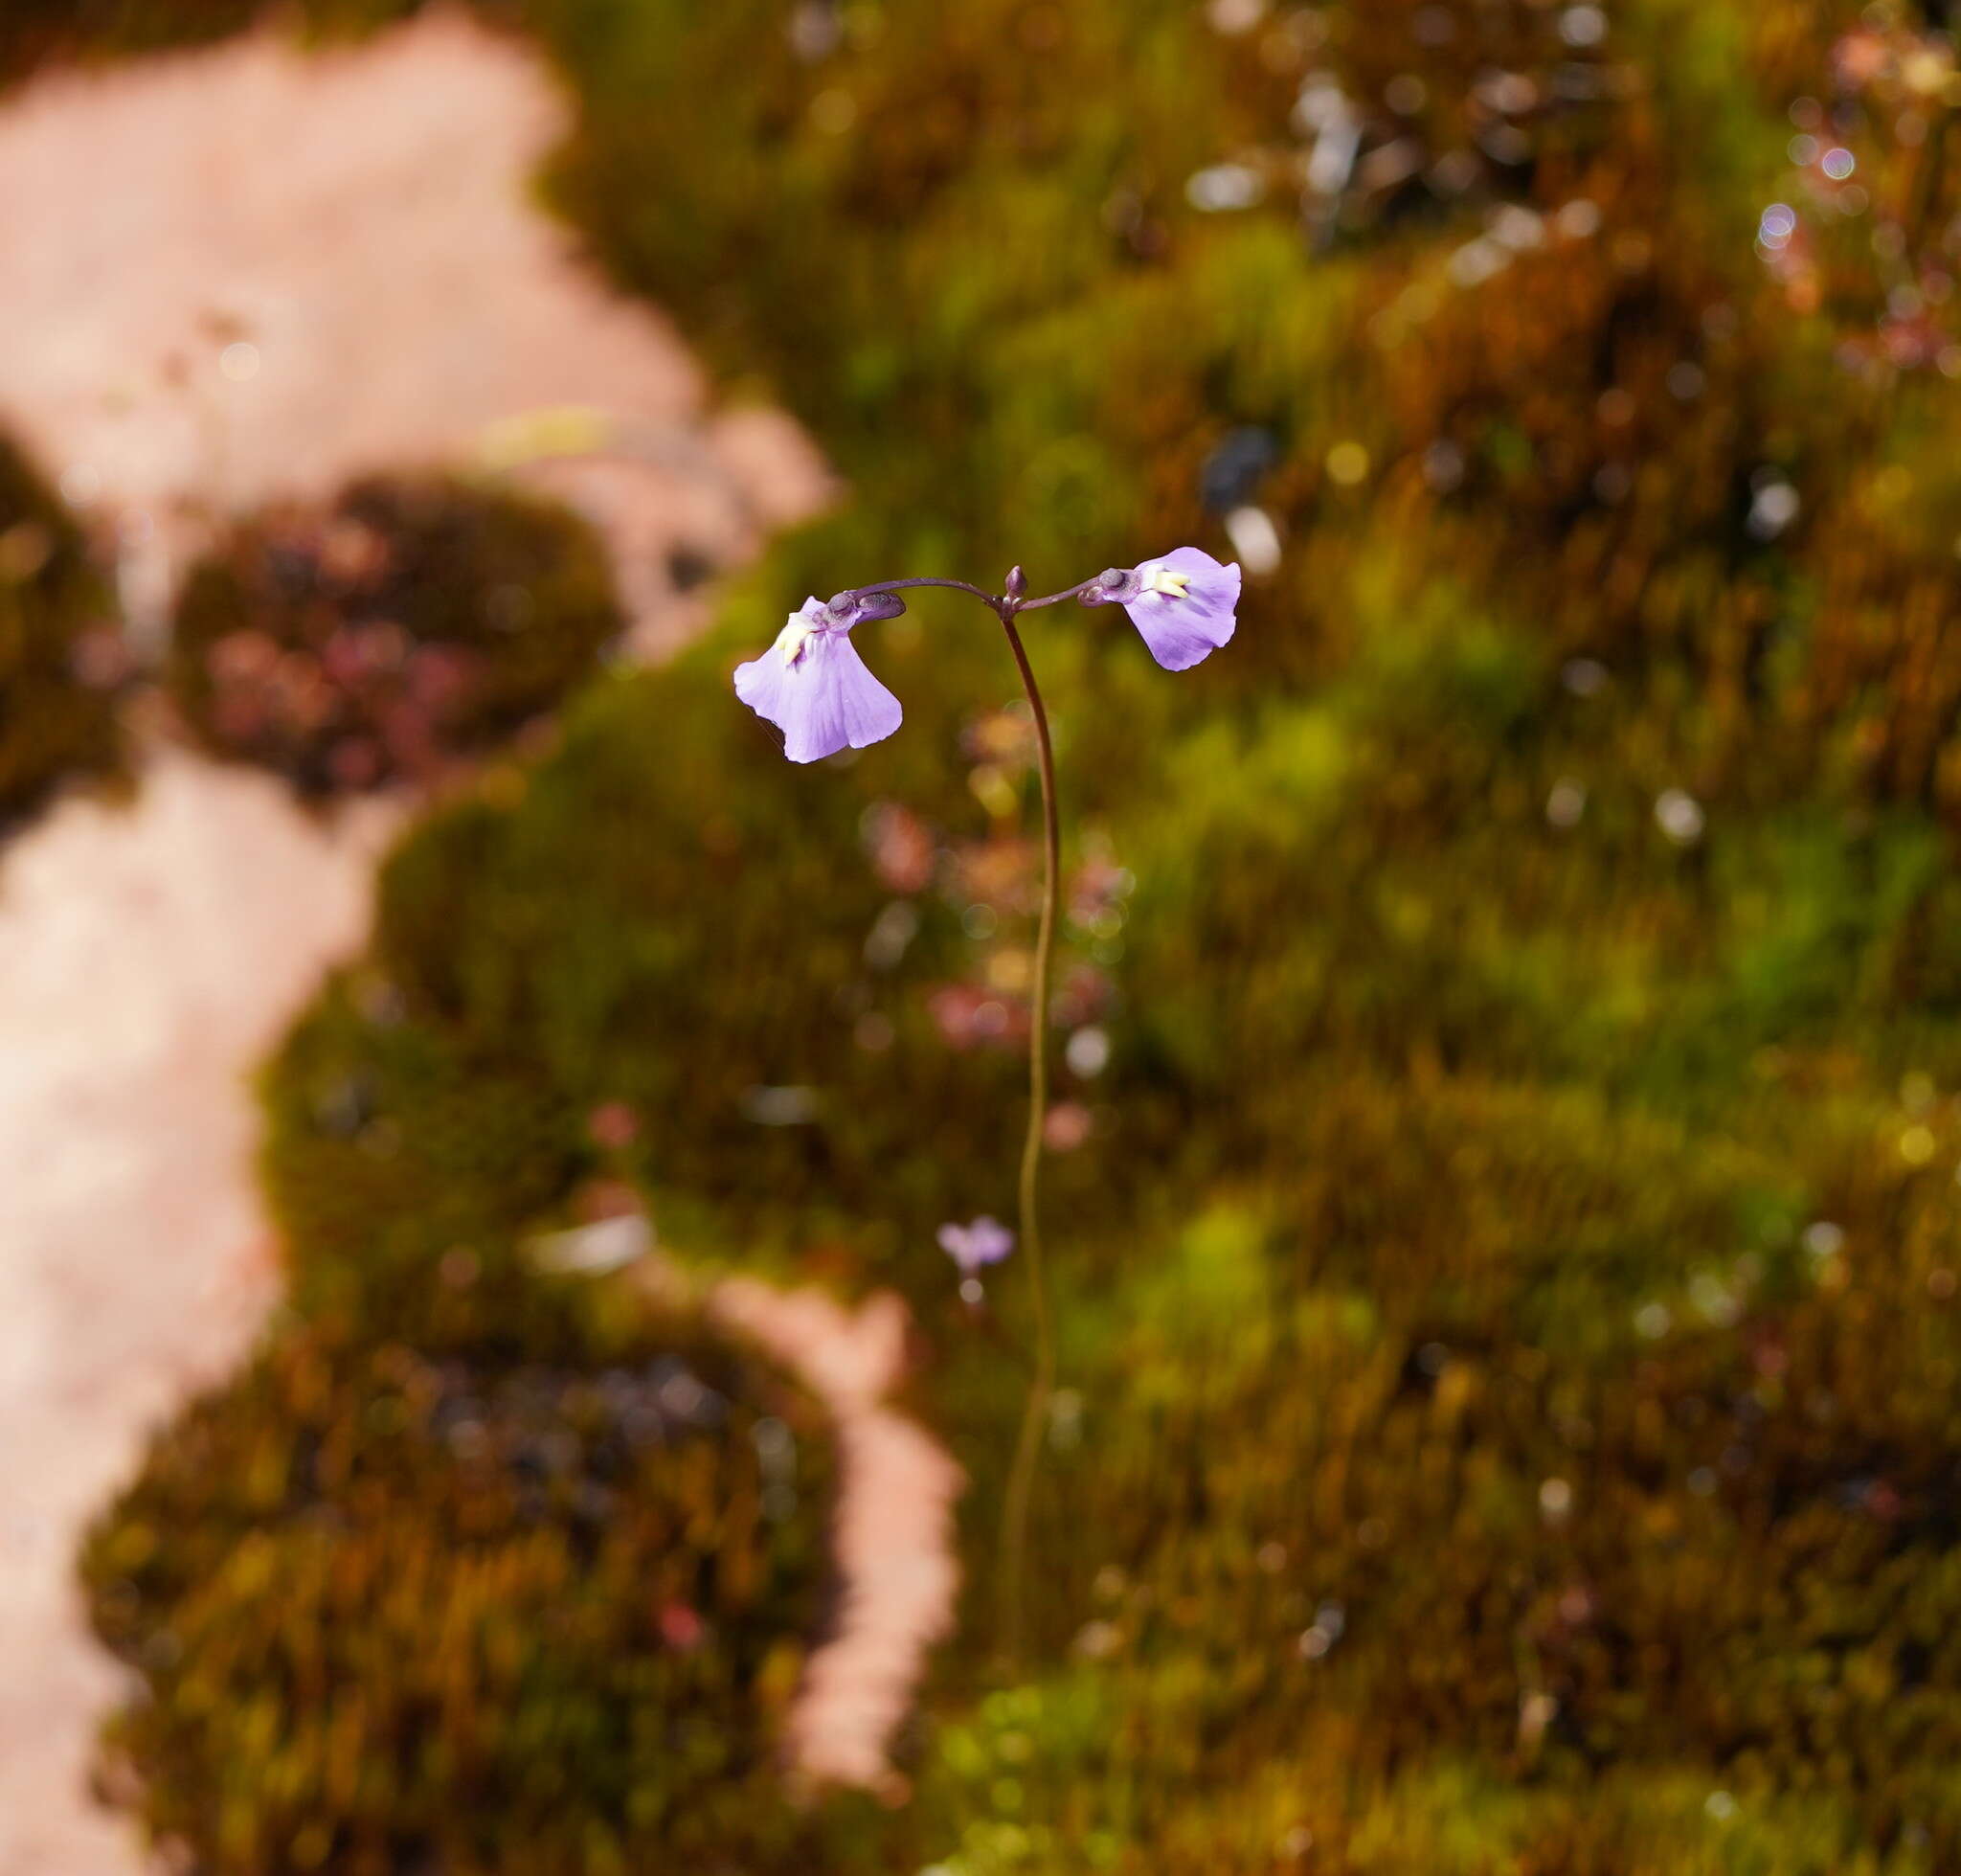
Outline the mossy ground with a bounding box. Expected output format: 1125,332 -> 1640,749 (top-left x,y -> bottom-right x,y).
81,1293 -> 858,1875
0,431 -> 124,827
44,0 -> 1961,1869
168,474 -> 621,799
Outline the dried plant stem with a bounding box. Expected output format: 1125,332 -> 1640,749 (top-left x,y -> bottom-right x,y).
996,608 -> 1058,1672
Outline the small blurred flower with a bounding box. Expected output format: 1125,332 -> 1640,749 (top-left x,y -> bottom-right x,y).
863,801 -> 935,893
1044,1101 -> 1093,1151
1068,858 -> 1134,927
733,594 -> 904,763
1050,962 -> 1116,1028
937,1215 -> 1014,1277
953,834 -> 1039,915
586,1101 -> 640,1151
928,982 -> 1025,1050
961,706 -> 1037,770
657,1602 -> 706,1650
1086,547 -> 1241,670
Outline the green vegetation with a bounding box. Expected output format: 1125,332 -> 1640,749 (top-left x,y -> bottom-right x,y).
82,1295 -> 854,1874
169,474 -> 621,798
56,0 -> 1961,1869
0,431 -> 123,826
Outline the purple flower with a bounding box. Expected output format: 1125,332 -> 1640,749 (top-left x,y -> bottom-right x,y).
733,595 -> 903,763
937,1215 -> 1015,1277
1089,546 -> 1241,671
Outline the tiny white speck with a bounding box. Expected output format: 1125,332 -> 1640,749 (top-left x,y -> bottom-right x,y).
1186,163 -> 1266,213
1067,1027 -> 1112,1078
1803,1220 -> 1845,1260
1555,198 -> 1602,239
1448,237 -> 1509,288
1748,480 -> 1800,539
1225,504 -> 1282,576
1655,789 -> 1705,846
1560,5 -> 1607,47
1489,205 -> 1544,252
1206,0 -> 1268,32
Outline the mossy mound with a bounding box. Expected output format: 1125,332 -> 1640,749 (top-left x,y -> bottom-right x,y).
243,599 -> 1961,1869
168,475 -> 620,798
82,1295 -> 849,1875
0,430 -> 123,827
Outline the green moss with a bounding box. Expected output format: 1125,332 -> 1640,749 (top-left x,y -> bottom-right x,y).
81,1297 -> 854,1874
48,0 -> 1961,1867
0,430 -> 124,827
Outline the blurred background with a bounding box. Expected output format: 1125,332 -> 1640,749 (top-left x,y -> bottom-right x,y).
3,1 -> 1961,1871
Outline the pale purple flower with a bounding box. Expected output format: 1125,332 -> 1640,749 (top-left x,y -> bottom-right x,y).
1089,546 -> 1241,670
733,595 -> 903,763
938,1215 -> 1015,1277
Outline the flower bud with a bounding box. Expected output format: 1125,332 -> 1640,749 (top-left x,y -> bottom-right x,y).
825,588 -> 908,627
1003,565 -> 1027,599
1078,567 -> 1138,607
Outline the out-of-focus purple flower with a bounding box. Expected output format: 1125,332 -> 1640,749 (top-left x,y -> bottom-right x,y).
1087,547 -> 1241,670
733,594 -> 903,763
937,1215 -> 1015,1276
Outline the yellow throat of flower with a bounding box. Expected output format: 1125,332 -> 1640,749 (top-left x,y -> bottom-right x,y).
1142,566 -> 1191,600
775,615 -> 820,667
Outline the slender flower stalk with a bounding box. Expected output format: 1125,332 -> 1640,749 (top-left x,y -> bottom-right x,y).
995,600 -> 1059,1670
733,544 -> 1238,1673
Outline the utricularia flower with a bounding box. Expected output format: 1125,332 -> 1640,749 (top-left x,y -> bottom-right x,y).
939,1215 -> 1015,1288
732,550 -> 1239,761
733,592 -> 905,764
1084,546 -> 1241,672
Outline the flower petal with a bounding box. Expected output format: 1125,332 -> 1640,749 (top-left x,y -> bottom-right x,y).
733,601 -> 903,763
1122,546 -> 1241,671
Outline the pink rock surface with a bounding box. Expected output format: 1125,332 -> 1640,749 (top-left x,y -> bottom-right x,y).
0,753 -> 400,1875
710,1279 -> 964,1798
0,14 -> 949,1868
0,7 -> 832,655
